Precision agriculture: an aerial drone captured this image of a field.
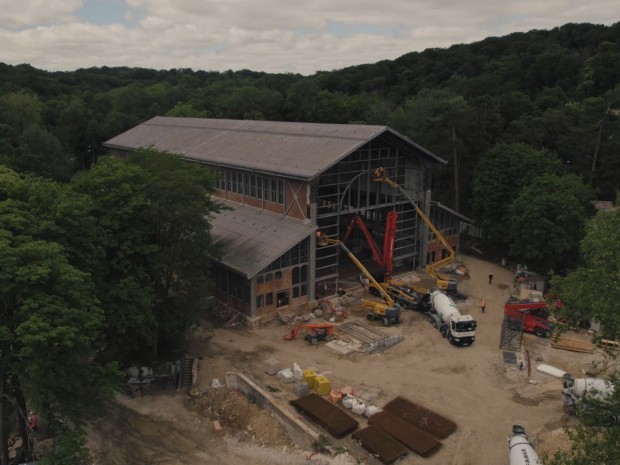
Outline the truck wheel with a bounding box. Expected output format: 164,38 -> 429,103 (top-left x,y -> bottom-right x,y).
447,333 -> 454,344
366,313 -> 375,321
534,327 -> 545,337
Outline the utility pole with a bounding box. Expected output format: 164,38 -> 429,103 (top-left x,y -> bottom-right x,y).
452,126 -> 460,211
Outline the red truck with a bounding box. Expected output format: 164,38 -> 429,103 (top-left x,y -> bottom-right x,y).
504,298 -> 562,338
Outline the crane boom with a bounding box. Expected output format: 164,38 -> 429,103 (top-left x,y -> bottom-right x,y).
372,171 -> 456,290
342,210 -> 398,280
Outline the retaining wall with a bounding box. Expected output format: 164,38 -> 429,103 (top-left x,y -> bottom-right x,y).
224,372 -> 319,450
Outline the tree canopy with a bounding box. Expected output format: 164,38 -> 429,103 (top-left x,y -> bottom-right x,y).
551,196 -> 620,339
471,143 -> 564,235
505,173 -> 595,271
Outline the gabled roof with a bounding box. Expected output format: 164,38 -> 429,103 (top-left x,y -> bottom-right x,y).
211,199 -> 316,278
103,117 -> 445,180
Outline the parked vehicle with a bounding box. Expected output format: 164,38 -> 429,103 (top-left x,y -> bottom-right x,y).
562,374 -> 617,423
283,323 -> 336,344
317,233 -> 401,326
504,296 -> 562,338
424,290 -> 476,346
508,425 -> 542,465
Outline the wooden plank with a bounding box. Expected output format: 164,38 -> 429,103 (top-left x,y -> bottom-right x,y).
550,342 -> 594,354
601,339 -> 619,349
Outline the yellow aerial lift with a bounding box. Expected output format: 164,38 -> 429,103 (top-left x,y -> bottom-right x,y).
372,168 -> 458,293
317,233 -> 401,326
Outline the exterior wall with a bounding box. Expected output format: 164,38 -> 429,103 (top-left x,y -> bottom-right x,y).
313,138 -> 430,292
255,267 -> 310,317
212,166 -> 310,221
426,234 -> 459,264
282,179 -> 310,220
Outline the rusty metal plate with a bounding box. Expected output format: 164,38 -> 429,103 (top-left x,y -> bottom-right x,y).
369,410 -> 442,457
383,396 -> 457,439
292,393 -> 358,438
352,426 -> 408,464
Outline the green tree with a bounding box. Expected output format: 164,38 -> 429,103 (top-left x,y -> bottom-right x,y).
471,143 -> 564,242
551,196 -> 620,338
0,91 -> 43,134
127,150 -> 223,354
504,173 -> 595,272
69,158 -> 157,361
12,124 -> 75,181
0,167 -> 117,464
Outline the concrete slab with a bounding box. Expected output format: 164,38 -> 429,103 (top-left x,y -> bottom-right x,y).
325,340 -> 361,356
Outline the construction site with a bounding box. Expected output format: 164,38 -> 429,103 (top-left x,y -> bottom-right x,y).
92,118 -> 617,465
84,255 -> 614,465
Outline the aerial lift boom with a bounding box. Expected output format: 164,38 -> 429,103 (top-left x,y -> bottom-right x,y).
372,169 -> 457,292
316,234 -> 400,326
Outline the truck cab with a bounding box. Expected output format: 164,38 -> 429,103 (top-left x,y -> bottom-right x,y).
523,308 -> 553,337
504,301 -> 554,338
448,316 -> 477,346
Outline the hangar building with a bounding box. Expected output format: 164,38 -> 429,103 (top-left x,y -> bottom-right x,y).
104,117 -> 467,325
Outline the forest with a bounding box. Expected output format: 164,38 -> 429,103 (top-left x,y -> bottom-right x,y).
0,21 -> 619,465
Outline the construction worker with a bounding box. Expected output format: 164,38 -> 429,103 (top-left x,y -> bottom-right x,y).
374,166 -> 385,179
27,411 -> 38,431
480,298 -> 486,313
488,273 -> 494,285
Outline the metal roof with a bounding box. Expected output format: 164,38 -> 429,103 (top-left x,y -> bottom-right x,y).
103,117 -> 445,180
211,199 -> 316,278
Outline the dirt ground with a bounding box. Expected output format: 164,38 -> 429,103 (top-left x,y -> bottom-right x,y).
85,256 -> 607,465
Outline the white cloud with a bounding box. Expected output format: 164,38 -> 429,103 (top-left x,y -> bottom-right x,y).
0,1 -> 618,75
0,0 -> 82,28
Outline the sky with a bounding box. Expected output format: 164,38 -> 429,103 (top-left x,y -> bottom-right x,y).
1,1 -> 618,76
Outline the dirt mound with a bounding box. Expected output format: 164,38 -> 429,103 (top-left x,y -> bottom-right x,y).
185,387 -> 293,447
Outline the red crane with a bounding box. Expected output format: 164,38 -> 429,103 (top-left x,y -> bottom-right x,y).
343,210 -> 398,280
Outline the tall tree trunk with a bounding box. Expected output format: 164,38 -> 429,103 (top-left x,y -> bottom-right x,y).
13,380 -> 31,463
590,102 -> 611,184
0,381 -> 9,465
452,126 -> 460,211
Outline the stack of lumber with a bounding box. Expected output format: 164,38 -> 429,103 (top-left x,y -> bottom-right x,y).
601,339 -> 619,350
551,335 -> 594,353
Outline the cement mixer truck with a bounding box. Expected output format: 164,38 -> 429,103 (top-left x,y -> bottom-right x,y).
425,290 -> 476,346
562,374 -> 617,424
508,425 -> 542,465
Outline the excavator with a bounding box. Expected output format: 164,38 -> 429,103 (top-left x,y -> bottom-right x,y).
372,168 -> 458,294
283,323 -> 336,344
316,233 -> 401,326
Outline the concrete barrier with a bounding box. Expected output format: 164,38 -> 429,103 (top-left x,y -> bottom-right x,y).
225,372 -> 319,449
